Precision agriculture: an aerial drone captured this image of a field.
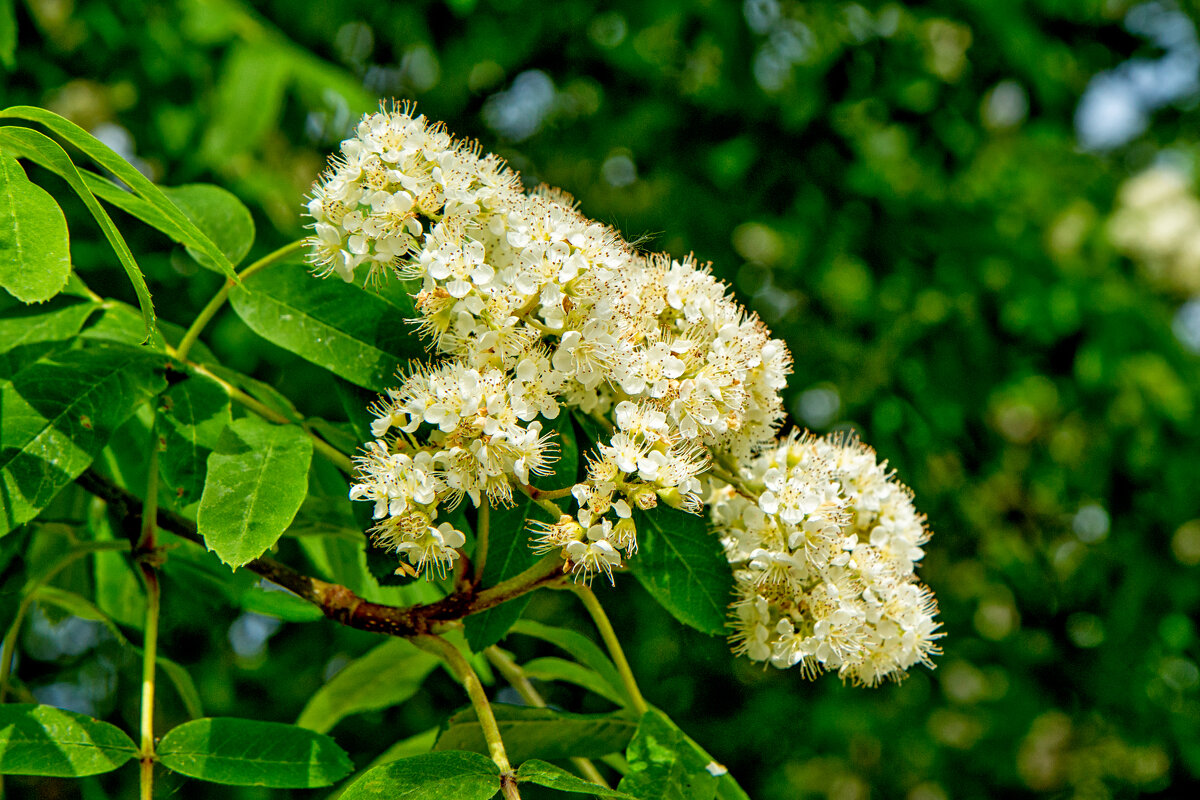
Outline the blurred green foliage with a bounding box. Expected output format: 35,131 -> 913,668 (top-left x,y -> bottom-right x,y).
3,0 -> 1200,797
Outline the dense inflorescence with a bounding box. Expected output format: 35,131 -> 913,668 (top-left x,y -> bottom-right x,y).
306,104 -> 941,683
710,433 -> 942,686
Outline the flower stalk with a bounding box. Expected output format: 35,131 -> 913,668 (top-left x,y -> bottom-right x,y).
485,646 -> 610,788
174,238 -> 307,363
419,635 -> 520,799
573,585 -> 648,715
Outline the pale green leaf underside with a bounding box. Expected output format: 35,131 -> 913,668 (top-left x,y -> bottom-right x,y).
509,619 -> 630,707
156,717 -> 353,788
239,585 -> 326,621
297,638 -> 440,734
197,415 -> 313,568
0,704 -> 137,777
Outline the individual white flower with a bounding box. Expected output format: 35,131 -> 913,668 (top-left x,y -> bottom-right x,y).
395,522 -> 467,579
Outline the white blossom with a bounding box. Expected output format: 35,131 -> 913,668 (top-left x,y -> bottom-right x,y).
313,105 -> 940,682
711,433 -> 942,686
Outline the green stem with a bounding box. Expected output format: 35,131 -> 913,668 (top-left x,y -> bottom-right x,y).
140,414 -> 160,552
522,484 -> 575,501
473,502 -> 491,585
175,239 -> 307,363
573,585 -> 648,714
514,481 -> 566,520
138,567 -> 160,800
138,411 -> 162,800
485,646 -> 611,788
709,451 -> 759,501
170,239 -> 353,474
419,635 -> 521,799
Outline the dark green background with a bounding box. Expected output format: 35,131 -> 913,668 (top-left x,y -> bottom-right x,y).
3,0 -> 1199,797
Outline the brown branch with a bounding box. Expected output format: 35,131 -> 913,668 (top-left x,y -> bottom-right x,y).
76,469 -> 565,639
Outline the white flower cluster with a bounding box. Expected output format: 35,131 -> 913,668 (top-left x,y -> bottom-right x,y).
709,433 -> 942,685
310,104 -> 789,583
308,105 -> 941,684
1109,166 -> 1200,295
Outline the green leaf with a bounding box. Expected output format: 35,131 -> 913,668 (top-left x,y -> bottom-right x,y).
57,168 -> 241,279
157,374 -> 231,505
338,751 -> 499,800
0,343 -> 166,536
296,638 -> 440,734
464,413 -> 580,649
521,657 -> 626,706
0,704 -> 137,777
0,152 -> 72,303
0,0 -> 14,70
335,377 -> 379,442
0,301 -> 95,357
239,585 -> 325,621
92,543 -> 144,627
0,126 -> 157,339
436,705 -> 637,762
618,709 -> 747,800
32,585 -> 130,645
0,105 -> 236,278
229,261 -> 425,391
517,759 -> 637,798
628,506 -> 732,635
510,619 -> 630,707
464,496 -> 541,652
156,717 -> 353,788
196,415 -> 313,567
161,184 -> 255,270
